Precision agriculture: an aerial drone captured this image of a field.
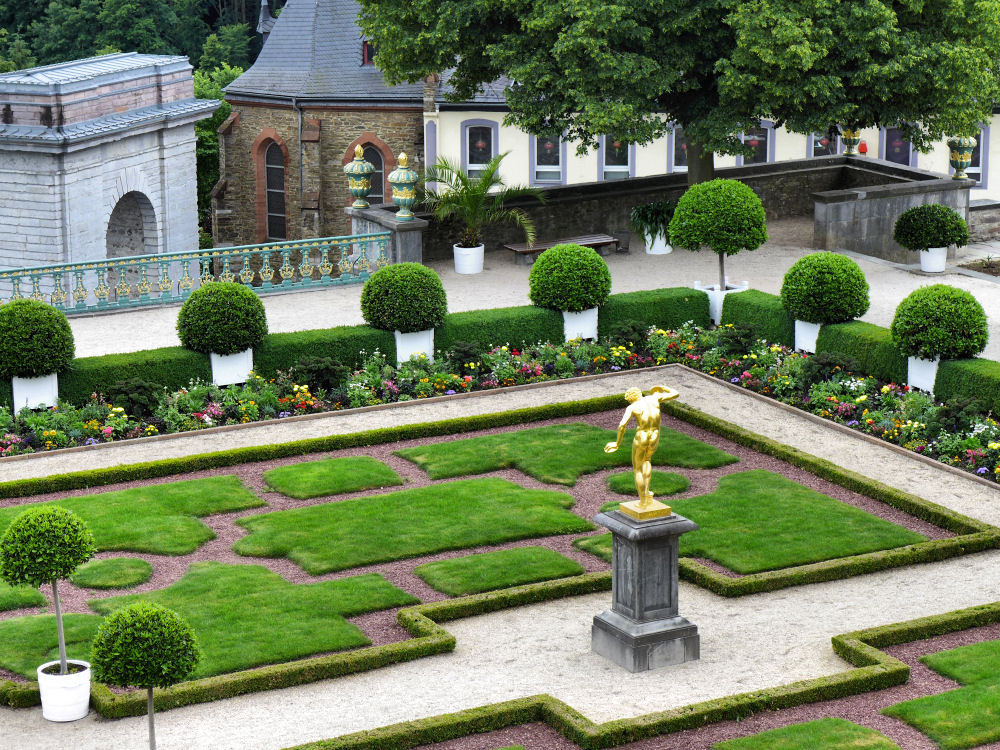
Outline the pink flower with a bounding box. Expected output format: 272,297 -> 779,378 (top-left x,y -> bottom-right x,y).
102,426 -> 113,436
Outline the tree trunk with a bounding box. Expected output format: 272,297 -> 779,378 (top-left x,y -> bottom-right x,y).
148,687 -> 157,750
718,252 -> 727,294
686,140 -> 716,185
52,581 -> 67,675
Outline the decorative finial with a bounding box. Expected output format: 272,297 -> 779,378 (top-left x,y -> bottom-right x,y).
354,144 -> 364,159
398,152 -> 409,168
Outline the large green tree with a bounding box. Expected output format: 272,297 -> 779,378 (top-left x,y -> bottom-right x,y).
358,0 -> 1000,183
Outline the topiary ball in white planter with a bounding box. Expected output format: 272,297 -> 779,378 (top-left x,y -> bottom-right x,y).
361,264 -> 447,362
0,299 -> 74,409
780,252 -> 870,352
891,284 -> 988,363
529,244 -> 610,340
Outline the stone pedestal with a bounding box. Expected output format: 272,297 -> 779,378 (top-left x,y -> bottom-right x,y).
592,510 -> 700,672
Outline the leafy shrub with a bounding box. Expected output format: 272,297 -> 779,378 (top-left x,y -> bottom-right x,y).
893,204 -> 969,251
719,289 -> 795,346
715,323 -> 759,356
0,299 -> 75,378
288,357 -> 350,392
890,285 -> 988,360
360,263 -> 448,333
103,378 -> 166,420
780,252 -> 870,324
528,244 -> 612,312
176,282 -> 268,355
444,341 -> 482,376
602,320 -> 650,347
0,506 -> 95,587
597,288 -> 711,335
935,358 -> 1000,417
816,321 -> 907,384
437,306 -> 563,353
629,200 -> 676,242
924,396 -> 988,438
799,351 -> 861,389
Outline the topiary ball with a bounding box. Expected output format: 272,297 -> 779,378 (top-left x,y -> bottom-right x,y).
668,178 -> 768,256
360,263 -> 448,333
0,507 -> 95,588
528,244 -> 612,312
780,252 -> 870,324
893,204 -> 969,251
0,299 -> 75,378
176,282 -> 268,355
891,284 -> 988,360
91,601 -> 200,689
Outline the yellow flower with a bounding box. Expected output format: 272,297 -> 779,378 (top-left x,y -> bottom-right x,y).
989,442 -> 1000,450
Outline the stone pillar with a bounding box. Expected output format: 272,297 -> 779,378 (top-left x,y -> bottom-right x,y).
591,510 -> 700,672
344,206 -> 427,264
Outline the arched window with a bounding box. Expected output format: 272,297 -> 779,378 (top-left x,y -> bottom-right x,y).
363,145 -> 384,204
265,142 -> 286,240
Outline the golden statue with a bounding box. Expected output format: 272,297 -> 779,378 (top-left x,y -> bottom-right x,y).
604,385 -> 680,520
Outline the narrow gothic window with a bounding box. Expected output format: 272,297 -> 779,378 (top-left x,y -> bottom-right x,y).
265,142 -> 286,240
363,145 -> 384,203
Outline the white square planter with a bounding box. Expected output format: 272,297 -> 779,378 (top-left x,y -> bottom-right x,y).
693,279 -> 749,326
907,356 -> 940,394
210,348 -> 254,386
394,328 -> 435,365
794,320 -> 822,353
563,307 -> 599,341
12,372 -> 58,409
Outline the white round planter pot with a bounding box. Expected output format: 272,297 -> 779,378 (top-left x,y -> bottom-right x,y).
453,244 -> 485,275
210,348 -> 254,386
693,280 -> 749,326
644,234 -> 672,255
394,328 -> 435,365
562,307 -> 599,341
11,372 -> 59,410
37,659 -> 91,722
794,320 -> 822,354
919,246 -> 948,273
907,356 -> 940,394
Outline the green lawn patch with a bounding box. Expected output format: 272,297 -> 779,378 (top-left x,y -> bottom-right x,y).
234,478 -> 595,574
395,423 -> 737,485
413,547 -> 585,596
578,470 -> 926,573
69,558 -> 153,589
0,476 -> 264,555
882,640 -> 1000,749
263,456 -> 403,499
0,581 -> 45,611
0,613 -> 103,677
606,470 -> 690,497
713,718 -> 900,749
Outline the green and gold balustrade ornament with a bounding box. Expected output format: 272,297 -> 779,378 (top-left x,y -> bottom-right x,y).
387,151 -> 419,221
947,135 -> 978,180
840,128 -> 861,156
343,144 -> 375,208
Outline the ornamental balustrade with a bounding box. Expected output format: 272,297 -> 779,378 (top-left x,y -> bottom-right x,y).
0,232 -> 390,314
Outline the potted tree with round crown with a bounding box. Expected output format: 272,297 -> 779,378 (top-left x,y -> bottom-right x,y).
780,252 -> 870,352
360,263 -> 448,364
669,179 -> 768,324
528,243 -> 612,340
0,299 -> 75,409
893,203 -> 969,273
0,507 -> 96,721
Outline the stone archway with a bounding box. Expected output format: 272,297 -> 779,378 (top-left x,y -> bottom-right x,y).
106,191 -> 158,258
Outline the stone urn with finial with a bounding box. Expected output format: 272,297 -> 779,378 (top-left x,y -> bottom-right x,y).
388,152 -> 419,221
343,145 -> 375,208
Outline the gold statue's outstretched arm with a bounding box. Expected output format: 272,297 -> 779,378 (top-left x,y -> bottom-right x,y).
649,385 -> 680,402
604,405 -> 635,453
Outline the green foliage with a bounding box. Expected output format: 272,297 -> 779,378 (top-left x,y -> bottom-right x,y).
198,25 -> 250,71
413,547 -> 585,596
629,200 -> 676,242
103,378 -> 166,420
254,326 -> 394,380
423,153 -> 544,247
0,299 -> 75,378
96,0 -> 178,54
288,357 -> 351,392
780,253 -> 870,324
28,0 -> 104,65
893,204 -> 970,251
528,244 -> 612,313
437,306 -> 563,352
360,263 -> 448,333
0,29 -> 36,72
70,558 -> 153,590
0,507 -> 95,588
669,179 -> 768,256
816,321 -> 907,384
935,358 -> 1000,418
234,478 -> 595,574
713,718 -> 900,749
176,282 -> 268,355
599,288 -> 711,335
890,285 -> 988,360
719,289 -> 795,346
90,602 -> 199,689
263,456 -> 403,499
194,63 -> 243,229
605,470 -> 690,497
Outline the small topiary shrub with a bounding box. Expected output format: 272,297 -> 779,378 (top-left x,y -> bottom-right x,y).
176,282 -> 267,355
0,299 -> 75,378
891,284 -> 988,360
528,244 -> 612,312
103,378 -> 166,420
288,357 -> 350,392
780,252 -> 870,324
360,263 -> 448,333
893,204 -> 970,251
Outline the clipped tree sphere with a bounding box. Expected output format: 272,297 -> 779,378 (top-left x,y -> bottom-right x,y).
528,243 -> 612,312
893,204 -> 969,251
668,178 -> 768,256
0,299 -> 75,378
0,506 -> 96,588
360,263 -> 448,333
780,252 -> 870,324
891,284 -> 988,360
176,282 -> 268,355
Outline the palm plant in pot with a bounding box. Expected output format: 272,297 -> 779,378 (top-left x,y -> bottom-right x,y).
630,199 -> 676,254
893,203 -> 969,273
423,151 -> 544,274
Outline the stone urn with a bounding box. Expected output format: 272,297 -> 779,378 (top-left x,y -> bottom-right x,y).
343,144 -> 375,208
841,129 -> 861,155
947,136 -> 977,180
388,152 -> 419,220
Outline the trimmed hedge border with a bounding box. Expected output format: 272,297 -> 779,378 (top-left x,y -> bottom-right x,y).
936,357 -> 1000,416
436,305 -> 563,353
720,289 -> 794,346
816,321 -> 907,384
596,288 -> 710,338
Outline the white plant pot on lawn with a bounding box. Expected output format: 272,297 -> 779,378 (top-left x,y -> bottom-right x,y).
563,307 -> 599,341
394,328 -> 435,365
210,348 -> 254,386
919,246 -> 948,273
794,320 -> 822,354
693,279 -> 749,326
453,244 -> 485,274
37,659 -> 91,722
907,356 -> 940,394
644,234 -> 672,255
11,373 -> 59,409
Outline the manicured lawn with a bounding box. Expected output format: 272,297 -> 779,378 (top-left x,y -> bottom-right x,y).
606,470 -> 690,497
263,456 -> 403,499
234,478 -> 595,574
413,546 -> 585,595
0,582 -> 45,611
0,562 -> 418,680
69,558 -> 153,589
882,640 -> 1000,749
577,470 -> 926,573
0,476 -> 265,555
713,718 -> 900,749
395,423 -> 737,485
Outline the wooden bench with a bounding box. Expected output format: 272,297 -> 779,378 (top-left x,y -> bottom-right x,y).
504,233 -> 621,265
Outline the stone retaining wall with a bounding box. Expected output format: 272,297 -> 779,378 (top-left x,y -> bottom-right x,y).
969,199 -> 1000,242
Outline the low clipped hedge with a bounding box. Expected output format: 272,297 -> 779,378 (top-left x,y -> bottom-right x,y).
780,252 -> 869,325
436,305 -> 563,353
597,288 -> 710,337
935,358 -> 1000,415
360,264 -> 448,333
253,326 -> 395,378
176,282 -> 268,355
816,321 -> 907,385
528,244 -> 612,313
891,285 -> 988,360
719,289 -> 794,346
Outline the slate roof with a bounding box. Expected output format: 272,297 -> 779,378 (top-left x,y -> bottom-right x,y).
0,53 -> 190,94
256,0 -> 277,36
437,70 -> 511,108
